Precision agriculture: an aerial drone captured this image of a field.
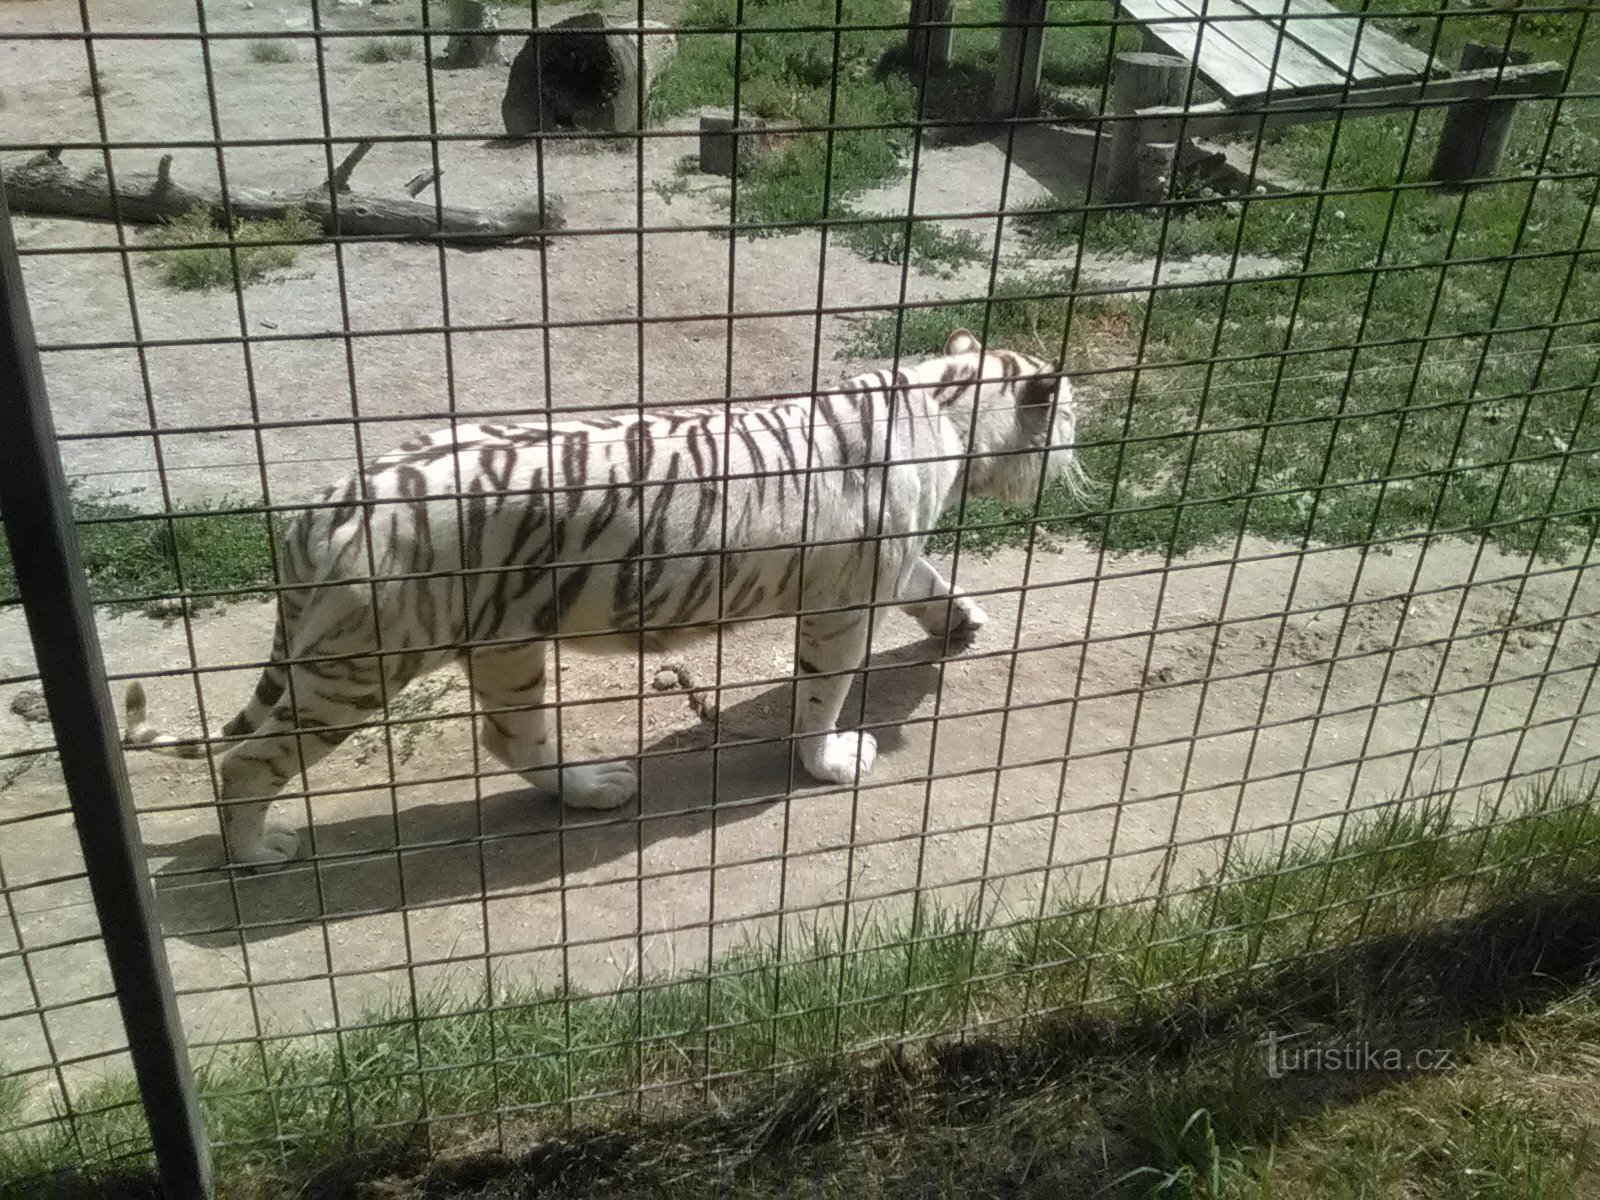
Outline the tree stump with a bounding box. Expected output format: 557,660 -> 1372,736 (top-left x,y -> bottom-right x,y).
502,13 -> 677,135
1430,42 -> 1534,185
1103,52 -> 1192,203
698,110 -> 775,176
438,0 -> 502,69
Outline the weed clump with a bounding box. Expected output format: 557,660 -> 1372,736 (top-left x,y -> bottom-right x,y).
146,207 -> 318,292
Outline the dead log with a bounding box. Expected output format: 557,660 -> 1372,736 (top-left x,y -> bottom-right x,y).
1,150 -> 562,243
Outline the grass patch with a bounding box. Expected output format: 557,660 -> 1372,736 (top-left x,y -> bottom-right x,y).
0,1072 -> 26,1137
647,0 -> 1124,232
245,40 -> 296,65
144,207 -> 318,292
354,36 -> 419,64
833,214 -> 987,277
0,498 -> 276,613
6,780 -> 1599,1194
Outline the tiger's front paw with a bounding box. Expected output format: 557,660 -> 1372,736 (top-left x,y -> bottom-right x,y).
799,730 -> 878,786
557,761 -> 638,810
229,822 -> 301,867
912,593 -> 988,648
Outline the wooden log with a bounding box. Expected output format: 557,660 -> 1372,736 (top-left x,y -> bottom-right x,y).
502,13 -> 677,135
438,0 -> 503,69
1430,42 -> 1535,185
991,0 -> 1047,118
906,0 -> 953,74
1104,52 -> 1192,203
1,152 -> 562,243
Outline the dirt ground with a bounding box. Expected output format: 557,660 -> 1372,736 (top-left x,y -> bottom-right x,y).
1,0 -> 1596,1116
4,537 -> 1596,1108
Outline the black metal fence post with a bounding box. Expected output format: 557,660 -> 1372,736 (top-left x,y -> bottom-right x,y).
0,186 -> 212,1197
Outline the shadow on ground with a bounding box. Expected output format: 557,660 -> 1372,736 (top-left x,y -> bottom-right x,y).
145,639 -> 950,948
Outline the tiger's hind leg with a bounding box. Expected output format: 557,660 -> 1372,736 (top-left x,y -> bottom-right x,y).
898,556 -> 987,647
217,648 -> 424,865
466,643 -> 637,810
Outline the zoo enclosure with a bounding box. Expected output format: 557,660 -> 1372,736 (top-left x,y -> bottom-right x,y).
0,0 -> 1597,1194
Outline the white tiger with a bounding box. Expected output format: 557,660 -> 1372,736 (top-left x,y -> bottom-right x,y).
123,329 -> 1080,865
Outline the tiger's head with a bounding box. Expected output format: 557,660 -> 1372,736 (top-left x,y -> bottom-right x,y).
929,328 -> 1085,509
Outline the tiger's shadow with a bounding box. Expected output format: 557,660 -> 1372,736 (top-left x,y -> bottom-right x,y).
148,636 -> 952,947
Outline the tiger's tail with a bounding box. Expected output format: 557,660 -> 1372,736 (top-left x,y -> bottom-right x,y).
121,681 -> 209,758
122,621 -> 291,758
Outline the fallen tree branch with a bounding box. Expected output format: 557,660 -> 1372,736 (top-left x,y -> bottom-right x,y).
404,168 -> 443,198
329,140 -> 374,193
1,151 -> 562,243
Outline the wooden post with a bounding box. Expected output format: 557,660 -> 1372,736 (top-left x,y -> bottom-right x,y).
907,0 -> 953,74
990,0 -> 1047,118
1430,42 -> 1534,185
1104,52 -> 1191,202
699,110 -> 772,176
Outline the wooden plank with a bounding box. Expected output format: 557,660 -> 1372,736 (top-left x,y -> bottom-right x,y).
1132,58 -> 1563,137
1122,0 -> 1348,103
1234,0 -> 1430,83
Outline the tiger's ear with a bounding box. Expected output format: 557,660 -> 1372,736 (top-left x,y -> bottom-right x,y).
944,328 -> 981,357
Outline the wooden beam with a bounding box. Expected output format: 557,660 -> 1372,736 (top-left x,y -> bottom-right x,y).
991,0 -> 1047,118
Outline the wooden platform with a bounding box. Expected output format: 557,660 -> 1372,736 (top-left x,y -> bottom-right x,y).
1120,0 -> 1433,106
1090,0 -> 1566,200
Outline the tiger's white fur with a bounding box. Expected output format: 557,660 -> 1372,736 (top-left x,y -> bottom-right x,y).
123,329 -> 1080,865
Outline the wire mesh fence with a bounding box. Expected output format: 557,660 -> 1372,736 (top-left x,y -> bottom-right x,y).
0,0 -> 1596,1192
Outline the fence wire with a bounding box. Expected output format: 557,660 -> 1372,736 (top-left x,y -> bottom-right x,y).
0,0 -> 1597,1191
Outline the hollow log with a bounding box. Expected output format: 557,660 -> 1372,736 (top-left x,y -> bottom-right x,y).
502,13 -> 677,135
1,151 -> 562,243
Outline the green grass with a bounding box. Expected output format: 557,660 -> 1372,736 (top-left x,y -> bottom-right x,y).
244,40 -> 295,65
0,1073 -> 25,1139
0,498 -> 276,613
834,214 -> 988,277
5,780 -> 1599,1195
144,207 -> 319,292
354,36 -> 420,64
